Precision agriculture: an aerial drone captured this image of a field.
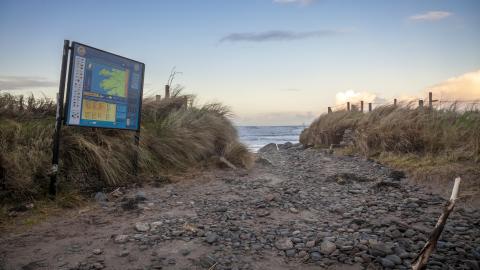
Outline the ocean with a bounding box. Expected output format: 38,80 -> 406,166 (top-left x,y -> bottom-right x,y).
237,126 -> 305,152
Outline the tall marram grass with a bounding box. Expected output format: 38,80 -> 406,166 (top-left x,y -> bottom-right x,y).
300,103 -> 480,198
301,103 -> 480,162
0,93 -> 252,202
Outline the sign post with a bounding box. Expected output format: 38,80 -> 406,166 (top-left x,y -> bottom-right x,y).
50,40 -> 145,196
50,40 -> 70,196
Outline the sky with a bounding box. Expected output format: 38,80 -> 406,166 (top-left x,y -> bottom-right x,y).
0,0 -> 479,125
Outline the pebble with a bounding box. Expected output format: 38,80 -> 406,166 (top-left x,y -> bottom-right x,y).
205,232 -> 219,244
320,240 -> 336,255
380,258 -> 395,268
310,252 -> 322,261
275,238 -> 294,250
135,222 -> 150,232
113,234 -> 129,244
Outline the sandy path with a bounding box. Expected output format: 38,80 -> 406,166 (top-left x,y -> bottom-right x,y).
1,145 -> 479,270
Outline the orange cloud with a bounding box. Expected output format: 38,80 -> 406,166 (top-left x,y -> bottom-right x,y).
426,70 -> 480,101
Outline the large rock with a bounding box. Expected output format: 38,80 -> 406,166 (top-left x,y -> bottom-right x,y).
258,143 -> 278,153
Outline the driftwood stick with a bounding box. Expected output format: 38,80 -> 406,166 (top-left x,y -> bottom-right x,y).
411,177 -> 462,270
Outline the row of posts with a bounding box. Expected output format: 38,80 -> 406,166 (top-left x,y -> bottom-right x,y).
328,92 -> 435,113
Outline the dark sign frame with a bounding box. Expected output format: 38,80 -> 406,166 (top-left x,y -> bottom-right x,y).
64,42 -> 145,131
50,40 -> 144,196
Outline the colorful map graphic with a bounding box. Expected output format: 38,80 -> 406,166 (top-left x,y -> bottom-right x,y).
89,61 -> 128,98
82,99 -> 116,122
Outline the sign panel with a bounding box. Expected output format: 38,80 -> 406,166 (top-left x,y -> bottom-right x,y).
65,42 -> 144,130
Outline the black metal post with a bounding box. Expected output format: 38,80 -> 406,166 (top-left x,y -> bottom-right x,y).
49,40 -> 70,196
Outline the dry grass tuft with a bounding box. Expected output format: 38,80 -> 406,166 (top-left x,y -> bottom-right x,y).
0,92 -> 252,203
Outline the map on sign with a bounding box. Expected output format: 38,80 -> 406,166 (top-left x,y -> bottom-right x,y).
65,42 -> 144,130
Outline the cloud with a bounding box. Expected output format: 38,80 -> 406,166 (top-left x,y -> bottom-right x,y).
335,90 -> 386,106
427,70 -> 480,101
220,30 -> 343,43
273,0 -> 315,5
0,76 -> 57,90
409,11 -> 452,22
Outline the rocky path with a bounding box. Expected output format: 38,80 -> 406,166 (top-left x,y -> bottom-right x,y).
1,145 -> 479,270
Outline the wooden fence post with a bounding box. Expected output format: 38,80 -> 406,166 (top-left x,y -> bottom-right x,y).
360,101 -> 364,112
394,98 -> 397,106
328,107 -> 332,114
347,102 -> 350,111
165,85 -> 170,99
419,99 -> 424,108
368,103 -> 372,112
429,92 -> 433,108
155,95 -> 161,102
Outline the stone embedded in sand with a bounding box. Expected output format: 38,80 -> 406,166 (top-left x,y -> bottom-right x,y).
135,191 -> 147,202
114,234 -> 129,244
205,232 -> 219,244
150,221 -> 163,230
94,192 -> 107,203
275,238 -> 294,250
257,210 -> 270,217
320,240 -> 336,255
135,222 -> 150,232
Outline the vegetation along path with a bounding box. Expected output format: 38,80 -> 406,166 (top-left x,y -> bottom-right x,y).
1,144 -> 479,270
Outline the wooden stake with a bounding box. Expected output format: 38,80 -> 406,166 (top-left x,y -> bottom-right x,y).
368,103 -> 372,112
394,98 -> 397,106
328,107 -> 332,114
360,101 -> 364,112
347,102 -> 350,111
419,99 -> 424,108
428,92 -> 433,108
165,85 -> 170,99
411,177 -> 462,270
155,95 -> 161,102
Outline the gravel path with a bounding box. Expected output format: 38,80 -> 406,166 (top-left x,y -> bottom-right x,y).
1,144 -> 479,270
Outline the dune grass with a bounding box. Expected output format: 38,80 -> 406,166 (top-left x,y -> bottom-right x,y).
300,103 -> 480,199
0,92 -> 252,203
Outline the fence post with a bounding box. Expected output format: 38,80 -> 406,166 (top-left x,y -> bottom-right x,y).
165,85 -> 170,98
429,92 -> 433,108
368,103 -> 372,112
347,102 -> 350,111
155,95 -> 161,102
419,99 -> 424,108
328,107 -> 332,114
394,98 -> 397,106
360,101 -> 364,112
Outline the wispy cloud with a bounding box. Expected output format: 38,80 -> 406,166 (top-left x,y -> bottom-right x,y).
220,29 -> 343,43
273,0 -> 315,6
0,76 -> 57,90
408,11 -> 452,22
